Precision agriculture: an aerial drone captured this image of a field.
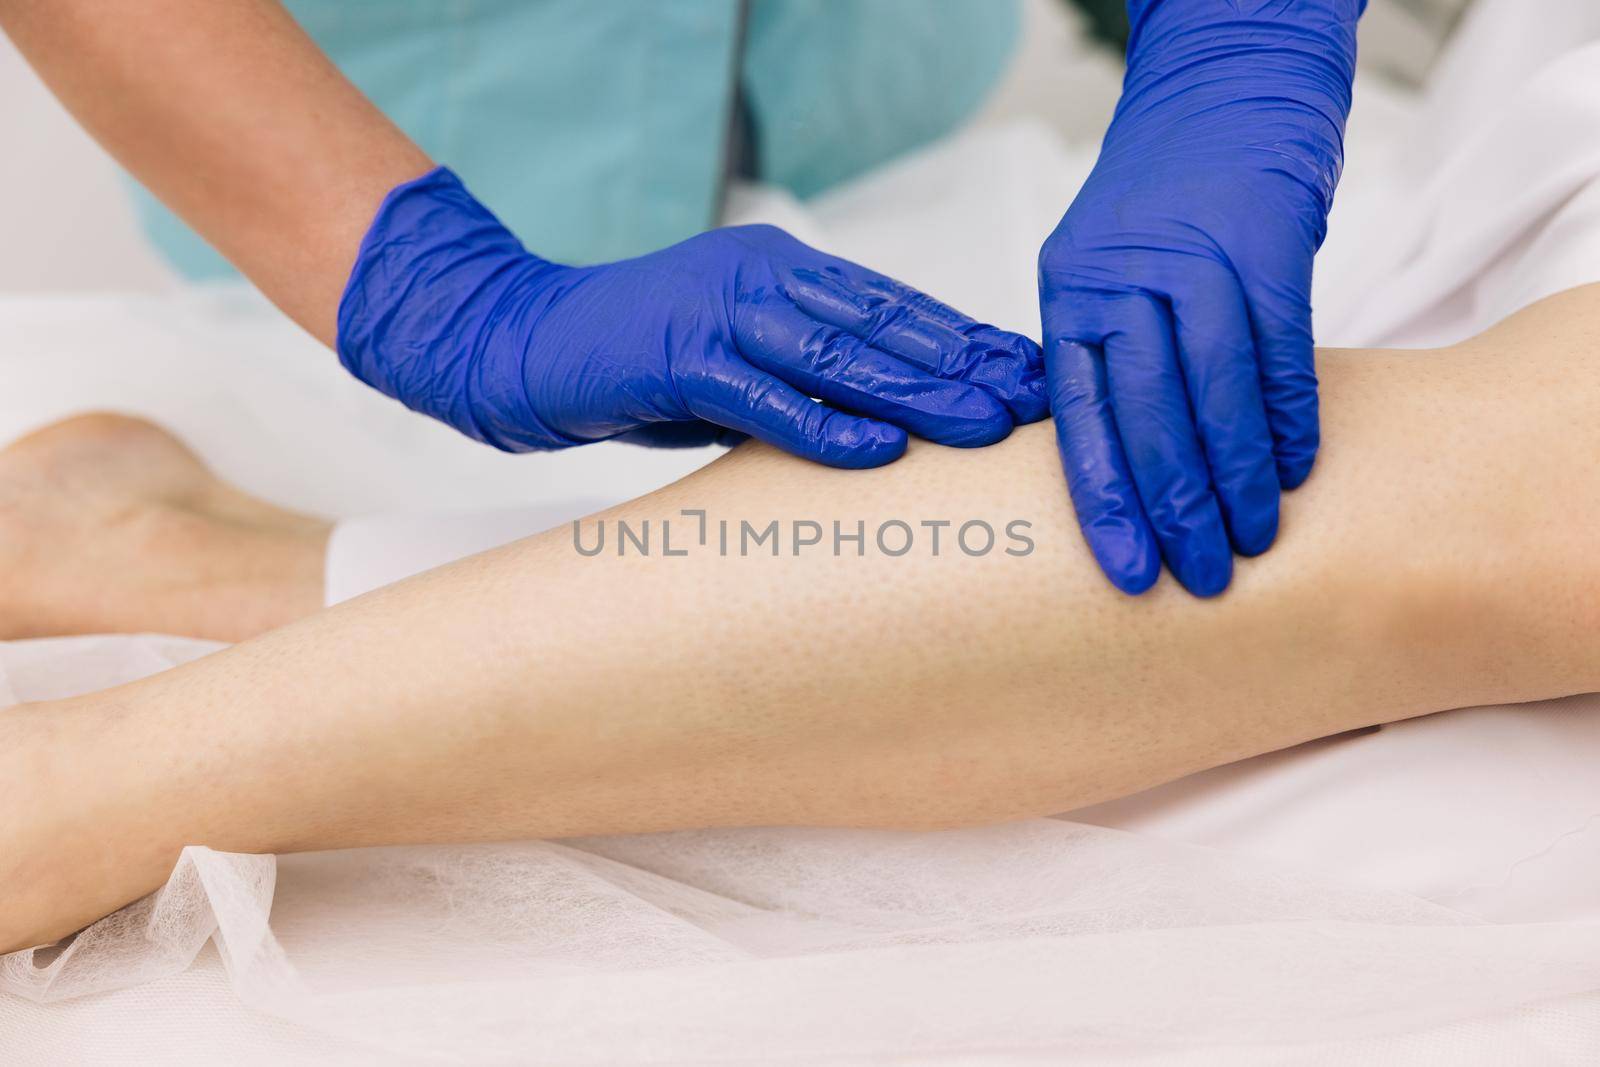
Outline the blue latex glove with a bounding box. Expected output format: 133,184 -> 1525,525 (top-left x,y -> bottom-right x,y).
1040,0 -> 1363,596
338,168 -> 1047,467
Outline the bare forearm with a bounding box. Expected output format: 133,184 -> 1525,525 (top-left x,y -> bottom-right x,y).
0,0 -> 430,341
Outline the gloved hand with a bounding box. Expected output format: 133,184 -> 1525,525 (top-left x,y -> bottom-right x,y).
338,168 -> 1046,467
1040,0 -> 1363,596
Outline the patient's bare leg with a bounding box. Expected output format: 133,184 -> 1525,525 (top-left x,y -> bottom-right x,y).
4,286 -> 1600,954
0,414 -> 328,640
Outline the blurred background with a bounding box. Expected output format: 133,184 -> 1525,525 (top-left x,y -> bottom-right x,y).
0,0 -> 1470,294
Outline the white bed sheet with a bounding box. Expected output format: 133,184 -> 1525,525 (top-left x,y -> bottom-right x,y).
6,0 -> 1600,1061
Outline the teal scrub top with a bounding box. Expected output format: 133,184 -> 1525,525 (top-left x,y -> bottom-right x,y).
134,0 -> 1020,277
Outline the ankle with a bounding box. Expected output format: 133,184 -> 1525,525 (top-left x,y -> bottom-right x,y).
129,503 -> 332,640
0,701 -> 133,952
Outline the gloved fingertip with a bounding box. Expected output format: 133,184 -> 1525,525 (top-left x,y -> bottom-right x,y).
1172,547 -> 1233,599
1221,480 -> 1281,557
967,347 -> 1050,425
1230,506 -> 1280,558
924,386 -> 1013,448
1089,524 -> 1162,596
1276,449 -> 1317,490
1007,377 -> 1053,426
815,417 -> 908,469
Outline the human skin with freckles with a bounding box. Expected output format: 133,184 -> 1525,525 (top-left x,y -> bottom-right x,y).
3,285 -> 1600,953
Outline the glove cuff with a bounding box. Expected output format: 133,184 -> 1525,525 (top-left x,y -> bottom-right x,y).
1126,0 -> 1365,44
336,166 -> 581,452
1114,2 -> 1362,219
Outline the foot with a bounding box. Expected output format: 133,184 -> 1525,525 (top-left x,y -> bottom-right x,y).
0,413 -> 329,641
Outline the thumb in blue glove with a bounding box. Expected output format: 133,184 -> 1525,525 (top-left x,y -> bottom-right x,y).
338,168 -> 1047,469
1040,0 -> 1362,596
